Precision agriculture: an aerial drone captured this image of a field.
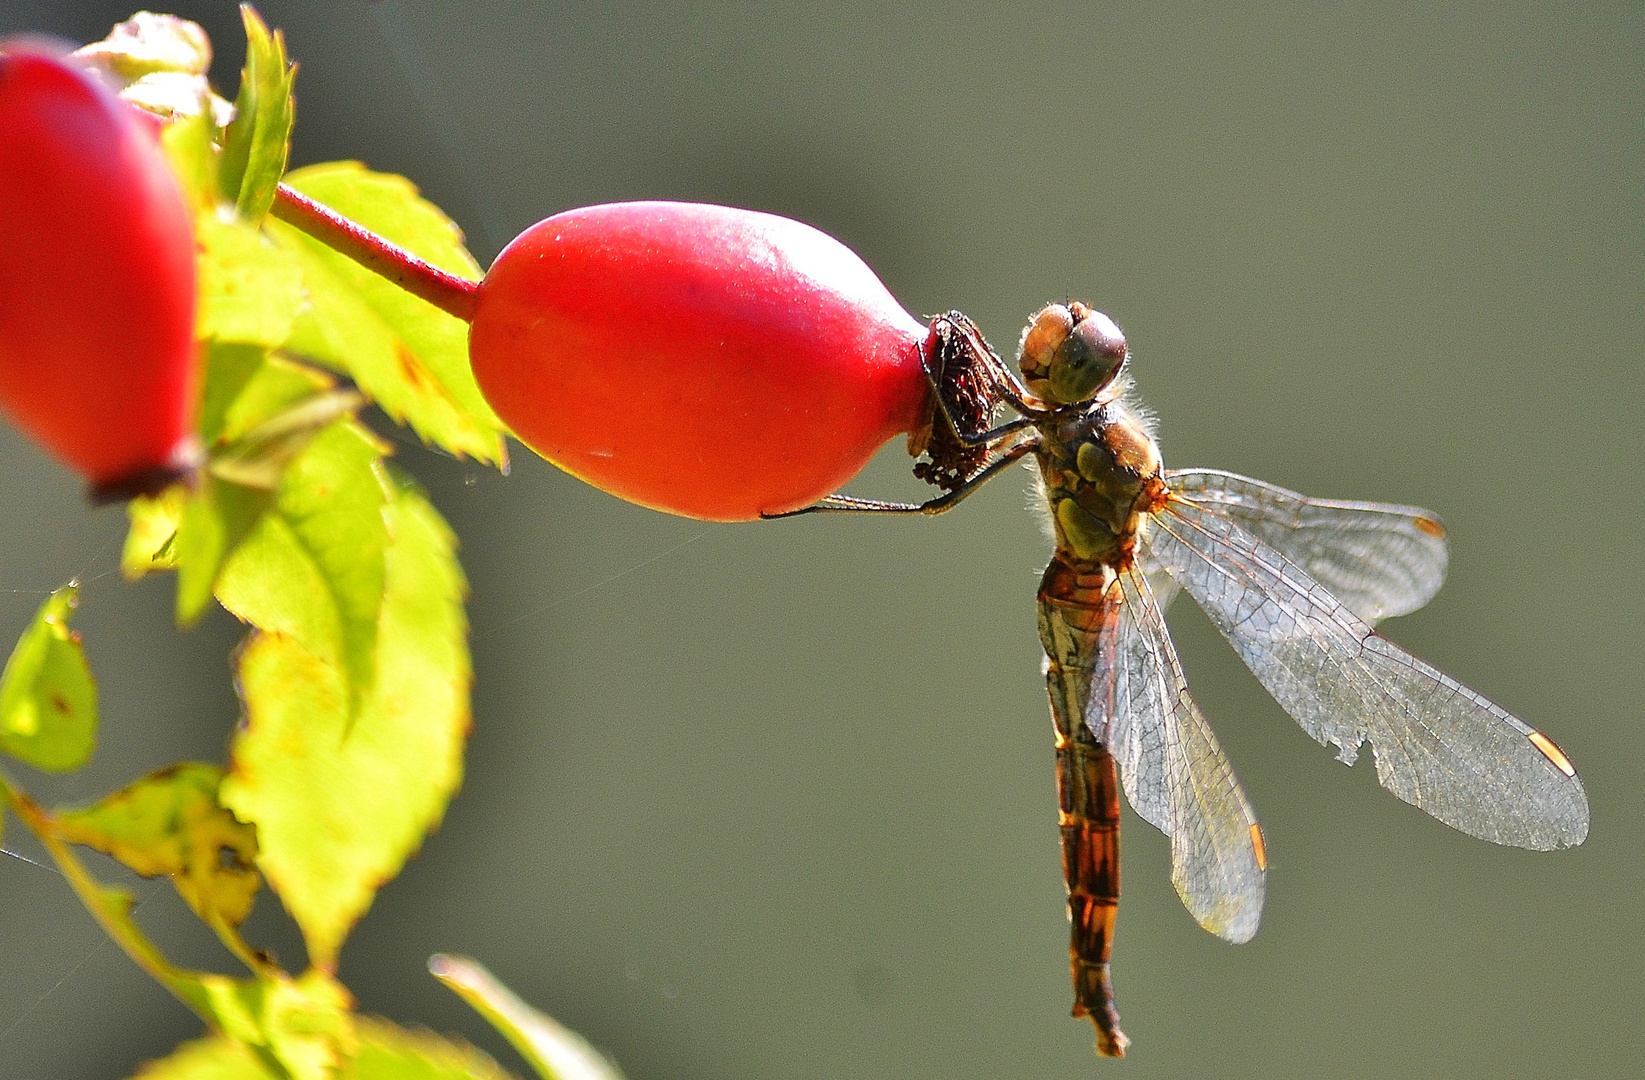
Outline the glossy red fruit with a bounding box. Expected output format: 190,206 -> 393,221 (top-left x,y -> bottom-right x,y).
468,201 -> 929,521
0,44 -> 199,500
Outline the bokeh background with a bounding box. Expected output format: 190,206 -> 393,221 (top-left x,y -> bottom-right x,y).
1,2 -> 1640,1078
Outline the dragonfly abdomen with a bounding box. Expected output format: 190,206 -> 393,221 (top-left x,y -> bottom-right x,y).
1039,555 -> 1130,1057
1056,729 -> 1128,1057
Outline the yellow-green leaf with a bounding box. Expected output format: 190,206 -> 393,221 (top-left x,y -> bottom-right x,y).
151,350 -> 344,622
218,7 -> 295,222
430,956 -> 624,1080
221,481 -> 470,968
195,969 -> 355,1080
130,1033 -> 276,1079
271,162 -> 505,466
131,1020 -> 518,1080
123,486 -> 187,581
198,214 -> 305,349
55,763 -> 260,927
350,1018 -> 519,1080
174,474 -> 276,627
0,585 -> 97,772
207,351 -> 336,449
215,421 -> 391,697
160,108 -> 220,210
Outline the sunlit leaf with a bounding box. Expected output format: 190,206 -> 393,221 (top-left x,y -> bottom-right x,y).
155,350 -> 353,624
193,968 -> 355,1080
221,479 -> 469,968
0,585 -> 97,772
160,109 -> 220,210
128,968 -> 352,1080
55,763 -> 260,927
39,812 -> 343,1079
208,351 -> 335,448
174,475 -> 276,627
198,344 -> 271,448
218,6 -> 295,222
130,1020 -> 519,1080
123,486 -> 187,581
215,420 -> 391,696
198,214 -> 304,349
209,390 -> 367,491
130,1033 -> 275,1079
271,162 -> 505,466
430,956 -> 624,1080
350,1017 -> 519,1080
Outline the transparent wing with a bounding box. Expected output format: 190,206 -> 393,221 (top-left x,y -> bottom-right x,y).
1163,468 -> 1448,623
1092,566 -> 1266,942
1145,497 -> 1589,850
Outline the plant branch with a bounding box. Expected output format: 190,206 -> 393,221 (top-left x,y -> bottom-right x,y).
1,775 -> 215,1025
271,183 -> 480,322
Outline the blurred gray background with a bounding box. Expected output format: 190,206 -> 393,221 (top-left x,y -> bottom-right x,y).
1,2 -> 1639,1077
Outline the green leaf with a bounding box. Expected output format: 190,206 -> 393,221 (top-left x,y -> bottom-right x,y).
215,421 -> 391,697
123,486 -> 187,581
209,390 -> 368,492
127,968 -> 352,1080
270,162 -> 506,467
218,6 -> 296,222
0,585 -> 97,772
172,361 -> 365,627
160,108 -> 221,212
124,350 -> 340,602
220,479 -> 470,968
55,763 -> 260,928
195,968 -> 355,1080
350,1018 -> 519,1080
131,1020 -> 519,1080
130,1034 -> 276,1079
174,475 -> 277,627
198,344 -> 272,448
198,214 -> 305,349
207,351 -> 336,449
429,956 -> 625,1080
39,813 -> 341,1079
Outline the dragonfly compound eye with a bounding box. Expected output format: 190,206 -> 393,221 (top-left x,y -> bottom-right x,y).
1018,303 -> 1127,406
1018,303 -> 1075,399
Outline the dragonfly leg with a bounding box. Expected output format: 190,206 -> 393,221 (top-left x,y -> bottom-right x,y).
761,437 -> 1037,518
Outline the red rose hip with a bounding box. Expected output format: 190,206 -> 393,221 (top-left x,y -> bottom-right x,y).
468,201 -> 929,521
0,44 -> 199,499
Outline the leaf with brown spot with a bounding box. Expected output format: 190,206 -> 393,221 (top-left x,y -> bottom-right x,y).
221,478 -> 470,968
55,762 -> 260,927
0,585 -> 97,773
271,162 -> 506,467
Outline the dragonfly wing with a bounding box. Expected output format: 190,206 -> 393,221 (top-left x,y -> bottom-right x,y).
1165,468 -> 1448,623
1147,498 -> 1589,850
1092,565 -> 1266,943
1138,555 -> 1181,614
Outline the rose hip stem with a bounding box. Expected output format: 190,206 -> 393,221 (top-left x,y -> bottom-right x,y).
270,182 -> 478,322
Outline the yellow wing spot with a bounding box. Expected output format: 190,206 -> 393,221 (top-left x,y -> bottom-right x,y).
1249,823 -> 1268,871
1527,730 -> 1576,777
1414,516 -> 1447,538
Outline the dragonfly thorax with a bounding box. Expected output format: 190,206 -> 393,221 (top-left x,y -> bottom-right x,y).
1036,399 -> 1164,566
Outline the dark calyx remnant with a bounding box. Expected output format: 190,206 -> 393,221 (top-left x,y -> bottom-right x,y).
908,311 -> 1004,492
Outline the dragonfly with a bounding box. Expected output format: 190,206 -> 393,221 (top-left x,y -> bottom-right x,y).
773,301 -> 1591,1057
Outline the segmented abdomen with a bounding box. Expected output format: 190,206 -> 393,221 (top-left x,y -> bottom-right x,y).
1038,554 -> 1129,1057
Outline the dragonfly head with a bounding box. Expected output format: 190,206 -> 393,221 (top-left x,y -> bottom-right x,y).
1017,302 -> 1128,406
